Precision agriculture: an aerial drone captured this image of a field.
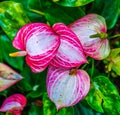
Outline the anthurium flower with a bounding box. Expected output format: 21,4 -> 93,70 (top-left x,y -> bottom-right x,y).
10,23 -> 60,73
50,23 -> 87,68
0,63 -> 22,92
69,14 -> 110,60
47,66 -> 90,110
0,94 -> 26,115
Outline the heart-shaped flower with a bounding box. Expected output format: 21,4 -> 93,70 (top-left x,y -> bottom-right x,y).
47,66 -> 90,110
11,23 -> 60,73
50,23 -> 87,68
69,14 -> 110,60
0,94 -> 26,115
0,63 -> 22,92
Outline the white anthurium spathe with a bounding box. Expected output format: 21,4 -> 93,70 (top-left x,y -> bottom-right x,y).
47,66 -> 90,110
10,23 -> 60,73
50,23 -> 87,68
69,14 -> 110,60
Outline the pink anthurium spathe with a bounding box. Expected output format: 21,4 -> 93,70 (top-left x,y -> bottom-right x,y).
10,23 -> 60,73
69,14 -> 110,60
0,63 -> 22,92
50,23 -> 87,68
47,66 -> 90,110
0,94 -> 26,115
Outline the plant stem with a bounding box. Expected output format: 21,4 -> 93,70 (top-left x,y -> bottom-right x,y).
108,34 -> 120,39
91,59 -> 94,78
90,32 -> 108,39
90,32 -> 120,40
30,9 -> 45,16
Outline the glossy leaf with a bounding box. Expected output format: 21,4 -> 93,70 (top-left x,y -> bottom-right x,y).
52,0 -> 94,7
47,66 -> 90,110
85,76 -> 120,114
0,63 -> 22,92
0,1 -> 30,40
45,5 -> 85,25
8,0 -> 45,22
50,23 -> 87,68
89,0 -> 119,29
0,35 -> 24,71
29,104 -> 43,115
12,23 -> 60,73
26,84 -> 45,98
28,0 -> 43,11
43,93 -> 74,115
74,102 -> 105,115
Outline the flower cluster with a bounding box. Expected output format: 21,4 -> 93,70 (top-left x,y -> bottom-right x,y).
9,14 -> 110,109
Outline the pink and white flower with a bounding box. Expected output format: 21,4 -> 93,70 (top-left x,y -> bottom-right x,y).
47,66 -> 90,110
0,94 -> 26,115
69,14 -> 110,60
11,23 -> 60,73
0,63 -> 22,92
50,23 -> 87,68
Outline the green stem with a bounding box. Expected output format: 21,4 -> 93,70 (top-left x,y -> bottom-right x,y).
53,0 -> 59,1
30,9 -> 45,16
90,32 -> 120,40
91,59 -> 94,78
90,32 -> 108,39
108,34 -> 120,39
81,63 -> 88,69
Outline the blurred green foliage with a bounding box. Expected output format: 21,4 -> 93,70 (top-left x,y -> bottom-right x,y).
0,0 -> 120,115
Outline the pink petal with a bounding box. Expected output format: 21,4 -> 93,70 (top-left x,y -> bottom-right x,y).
47,66 -> 90,110
0,63 -> 22,92
69,14 -> 110,60
0,94 -> 26,115
13,23 -> 60,72
50,23 -> 87,68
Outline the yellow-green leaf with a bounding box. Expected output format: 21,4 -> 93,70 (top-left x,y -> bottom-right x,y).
0,1 -> 30,40
85,76 -> 120,114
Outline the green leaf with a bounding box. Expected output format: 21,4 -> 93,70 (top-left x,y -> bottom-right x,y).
0,113 -> 4,115
28,104 -> 43,115
89,0 -> 119,29
85,76 -> 120,114
52,0 -> 94,7
19,65 -> 47,93
45,5 -> 85,25
0,1 -> 30,40
74,102 -> 105,115
10,0 -> 49,22
104,48 -> 120,76
19,65 -> 35,92
27,85 -> 45,98
43,93 -> 74,115
28,0 -> 44,11
0,35 -> 24,71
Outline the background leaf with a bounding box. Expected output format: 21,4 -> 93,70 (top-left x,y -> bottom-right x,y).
85,76 -> 120,115
74,102 -> 107,115
0,35 -> 24,71
28,104 -> 43,115
45,4 -> 85,25
0,1 -> 30,40
52,0 -> 94,7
